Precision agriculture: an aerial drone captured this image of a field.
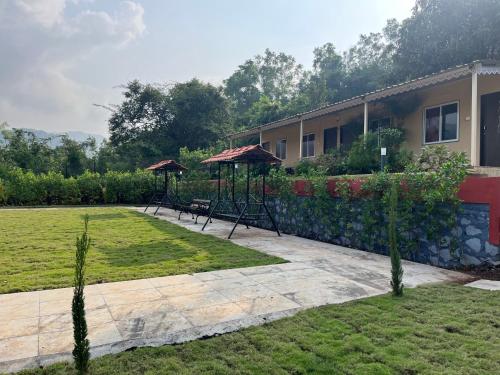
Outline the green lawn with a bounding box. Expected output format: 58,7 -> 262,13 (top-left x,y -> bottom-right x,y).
21,284 -> 499,375
0,207 -> 284,293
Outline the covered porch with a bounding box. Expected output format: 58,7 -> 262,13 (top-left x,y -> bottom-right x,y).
228,61 -> 500,169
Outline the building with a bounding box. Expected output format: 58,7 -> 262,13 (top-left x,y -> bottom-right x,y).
228,61 -> 500,169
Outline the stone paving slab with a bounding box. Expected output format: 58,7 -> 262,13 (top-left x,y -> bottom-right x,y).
465,279 -> 500,290
0,207 -> 472,373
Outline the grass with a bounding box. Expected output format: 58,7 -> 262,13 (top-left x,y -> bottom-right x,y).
0,207 -> 284,293
20,284 -> 500,375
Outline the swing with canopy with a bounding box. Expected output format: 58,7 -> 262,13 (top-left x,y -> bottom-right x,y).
200,144 -> 281,239
144,159 -> 187,215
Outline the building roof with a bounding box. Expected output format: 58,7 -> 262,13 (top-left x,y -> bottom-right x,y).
229,60 -> 500,139
202,144 -> 281,164
146,160 -> 187,172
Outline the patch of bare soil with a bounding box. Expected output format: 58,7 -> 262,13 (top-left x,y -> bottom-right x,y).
463,263 -> 500,281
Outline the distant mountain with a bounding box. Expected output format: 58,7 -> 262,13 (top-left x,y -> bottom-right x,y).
0,128 -> 106,148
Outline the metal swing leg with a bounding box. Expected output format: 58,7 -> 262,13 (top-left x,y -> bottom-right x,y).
228,204 -> 247,239
202,201 -> 219,231
144,194 -> 157,212
263,203 -> 280,236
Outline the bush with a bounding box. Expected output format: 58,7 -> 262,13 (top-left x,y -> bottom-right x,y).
346,128 -> 409,174
77,171 -> 103,204
3,168 -> 44,205
346,133 -> 380,174
413,145 -> 468,172
0,178 -> 6,205
313,149 -> 348,176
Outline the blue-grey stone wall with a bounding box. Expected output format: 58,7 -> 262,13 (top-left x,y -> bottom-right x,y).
243,196 -> 499,269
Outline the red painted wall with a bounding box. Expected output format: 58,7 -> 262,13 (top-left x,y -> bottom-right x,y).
291,176 -> 500,245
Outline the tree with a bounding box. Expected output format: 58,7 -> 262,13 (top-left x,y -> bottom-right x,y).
256,49 -> 303,103
56,136 -> 93,177
244,96 -> 285,127
388,180 -> 404,296
223,60 -> 261,122
72,215 -> 91,374
108,80 -> 171,147
342,21 -> 397,98
224,49 -> 303,128
167,79 -> 231,151
107,79 -> 231,168
393,0 -> 500,79
305,43 -> 345,106
0,129 -> 56,173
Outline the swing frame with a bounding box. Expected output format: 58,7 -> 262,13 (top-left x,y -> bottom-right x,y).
201,145 -> 281,239
144,160 -> 187,215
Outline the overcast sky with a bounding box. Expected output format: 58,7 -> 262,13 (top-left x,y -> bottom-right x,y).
0,0 -> 414,137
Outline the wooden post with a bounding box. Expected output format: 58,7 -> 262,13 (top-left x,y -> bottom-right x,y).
471,67 -> 479,166
246,162 -> 250,205
299,119 -> 304,159
217,163 -> 221,200
363,102 -> 369,137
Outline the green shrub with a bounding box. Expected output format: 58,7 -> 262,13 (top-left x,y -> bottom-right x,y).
313,149 -> 348,176
0,178 -> 6,205
4,168 -> 44,205
77,171 -> 103,204
346,133 -> 380,174
39,171 -> 67,205
413,145 -> 468,172
345,128 -> 409,174
295,158 -> 319,177
387,179 -> 404,296
72,215 -> 91,374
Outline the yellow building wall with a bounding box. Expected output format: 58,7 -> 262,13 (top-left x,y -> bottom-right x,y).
261,74 -> 500,167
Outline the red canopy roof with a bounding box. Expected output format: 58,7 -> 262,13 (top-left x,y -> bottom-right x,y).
146,160 -> 187,172
202,144 -> 281,164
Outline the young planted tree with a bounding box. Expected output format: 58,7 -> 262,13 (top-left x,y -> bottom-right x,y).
72,214 -> 91,374
388,180 -> 404,296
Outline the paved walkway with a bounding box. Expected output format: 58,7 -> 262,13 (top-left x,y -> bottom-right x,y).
465,279 -> 500,290
0,207 -> 471,373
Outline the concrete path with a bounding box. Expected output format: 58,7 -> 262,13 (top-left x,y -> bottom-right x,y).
0,208 -> 471,373
465,279 -> 500,290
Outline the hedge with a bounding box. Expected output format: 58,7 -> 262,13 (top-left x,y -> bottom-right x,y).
0,168 -> 156,206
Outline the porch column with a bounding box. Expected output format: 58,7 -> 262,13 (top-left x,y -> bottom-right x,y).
363,101 -> 369,136
259,129 -> 263,146
299,118 -> 304,159
471,68 -> 479,166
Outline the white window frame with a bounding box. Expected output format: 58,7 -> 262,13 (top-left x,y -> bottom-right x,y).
422,101 -> 460,145
302,133 -> 315,158
275,138 -> 287,160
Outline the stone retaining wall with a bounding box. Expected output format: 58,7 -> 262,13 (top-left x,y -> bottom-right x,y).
243,196 -> 499,269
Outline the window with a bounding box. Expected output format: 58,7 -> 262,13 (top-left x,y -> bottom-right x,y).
323,127 -> 338,153
276,139 -> 287,159
369,117 -> 392,146
424,102 -> 459,144
369,117 -> 391,133
302,133 -> 315,158
340,121 -> 363,150
261,141 -> 270,152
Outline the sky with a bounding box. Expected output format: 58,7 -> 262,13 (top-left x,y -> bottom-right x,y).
0,0 -> 414,137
